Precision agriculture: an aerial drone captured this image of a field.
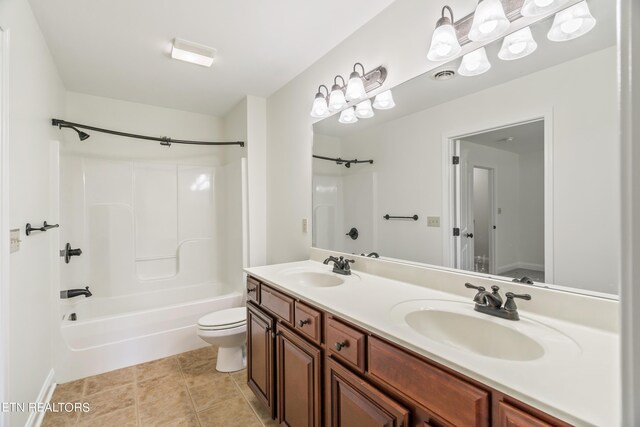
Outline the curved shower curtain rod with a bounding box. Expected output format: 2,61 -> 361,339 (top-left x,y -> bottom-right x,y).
51,119 -> 245,147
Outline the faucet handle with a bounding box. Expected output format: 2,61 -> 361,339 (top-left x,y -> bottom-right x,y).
465,283 -> 485,292
491,285 -> 500,293
504,292 -> 531,311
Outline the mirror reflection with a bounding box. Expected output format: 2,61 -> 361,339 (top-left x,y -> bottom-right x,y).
312,1 -> 618,296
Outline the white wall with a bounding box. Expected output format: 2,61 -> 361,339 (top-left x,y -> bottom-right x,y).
307,47 -> 618,294
0,0 -> 65,425
518,149 -> 545,269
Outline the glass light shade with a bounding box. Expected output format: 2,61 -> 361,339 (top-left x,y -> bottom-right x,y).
427,24 -> 462,62
458,47 -> 492,76
521,0 -> 570,17
328,86 -> 347,112
468,0 -> 510,42
547,1 -> 596,42
355,99 -> 375,119
372,90 -> 395,110
309,94 -> 329,118
339,107 -> 358,124
498,27 -> 538,60
345,73 -> 367,102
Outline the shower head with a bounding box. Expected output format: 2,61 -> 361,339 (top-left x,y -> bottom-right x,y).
63,125 -> 90,141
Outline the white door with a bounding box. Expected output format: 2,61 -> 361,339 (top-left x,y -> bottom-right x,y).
453,141 -> 475,271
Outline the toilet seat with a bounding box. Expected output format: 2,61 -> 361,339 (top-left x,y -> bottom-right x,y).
198,307 -> 246,331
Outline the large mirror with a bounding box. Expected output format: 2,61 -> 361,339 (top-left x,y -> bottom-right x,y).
312,1 -> 618,296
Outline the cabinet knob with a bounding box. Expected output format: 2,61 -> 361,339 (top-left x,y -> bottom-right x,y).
298,319 -> 311,327
335,341 -> 348,351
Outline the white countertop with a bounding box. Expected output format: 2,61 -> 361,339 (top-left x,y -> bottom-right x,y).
245,259 -> 620,427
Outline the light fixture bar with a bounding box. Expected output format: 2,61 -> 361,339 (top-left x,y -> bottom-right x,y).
361,66 -> 388,93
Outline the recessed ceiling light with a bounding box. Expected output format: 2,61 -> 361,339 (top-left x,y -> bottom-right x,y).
171,38 -> 216,67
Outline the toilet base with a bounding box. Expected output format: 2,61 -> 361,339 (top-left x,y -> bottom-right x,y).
215,345 -> 246,372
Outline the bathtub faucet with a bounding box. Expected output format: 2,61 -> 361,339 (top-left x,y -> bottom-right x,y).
60,286 -> 92,299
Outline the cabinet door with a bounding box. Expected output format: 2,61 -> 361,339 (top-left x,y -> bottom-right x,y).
247,304 -> 275,419
497,402 -> 554,427
276,325 -> 322,427
326,358 -> 409,427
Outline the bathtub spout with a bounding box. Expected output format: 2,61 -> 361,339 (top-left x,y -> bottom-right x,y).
60,286 -> 92,299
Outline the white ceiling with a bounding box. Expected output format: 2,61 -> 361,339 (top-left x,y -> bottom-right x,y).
27,0 -> 396,116
463,120 -> 544,155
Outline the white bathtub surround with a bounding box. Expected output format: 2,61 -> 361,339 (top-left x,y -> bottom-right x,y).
245,253 -> 619,426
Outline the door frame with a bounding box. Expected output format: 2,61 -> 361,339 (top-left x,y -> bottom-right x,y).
0,25 -> 10,427
441,111 -> 554,283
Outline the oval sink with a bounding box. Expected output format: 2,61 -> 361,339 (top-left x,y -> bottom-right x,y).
405,309 -> 544,361
390,300 -> 580,362
282,271 -> 345,288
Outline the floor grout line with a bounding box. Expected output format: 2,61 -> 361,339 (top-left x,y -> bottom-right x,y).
176,354 -> 202,427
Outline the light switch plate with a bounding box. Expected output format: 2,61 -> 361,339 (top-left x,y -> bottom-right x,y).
302,218 -> 308,233
10,229 -> 20,253
427,216 -> 440,227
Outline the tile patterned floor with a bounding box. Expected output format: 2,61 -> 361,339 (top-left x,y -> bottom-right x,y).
42,347 -> 278,427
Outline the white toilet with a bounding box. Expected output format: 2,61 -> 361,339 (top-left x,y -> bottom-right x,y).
197,307 -> 247,372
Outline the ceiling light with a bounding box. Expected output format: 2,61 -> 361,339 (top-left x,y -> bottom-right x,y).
458,47 -> 491,76
328,76 -> 347,112
346,63 -> 367,102
547,1 -> 596,42
339,107 -> 359,124
355,99 -> 375,119
468,0 -> 510,42
372,90 -> 395,110
171,38 -> 216,67
427,6 -> 462,62
521,0 -> 570,17
498,27 -> 538,60
310,85 -> 330,118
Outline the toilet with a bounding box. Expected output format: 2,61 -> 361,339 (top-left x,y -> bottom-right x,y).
197,307 -> 247,372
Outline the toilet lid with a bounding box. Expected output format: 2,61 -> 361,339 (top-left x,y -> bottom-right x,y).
198,307 -> 246,328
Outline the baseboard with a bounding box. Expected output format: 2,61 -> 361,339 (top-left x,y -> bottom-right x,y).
25,369 -> 55,427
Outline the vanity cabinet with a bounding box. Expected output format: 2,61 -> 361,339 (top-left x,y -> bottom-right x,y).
246,276 -> 573,427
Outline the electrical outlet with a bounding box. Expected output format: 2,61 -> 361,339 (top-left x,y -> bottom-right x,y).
302,218 -> 308,233
10,229 -> 21,253
427,216 -> 440,227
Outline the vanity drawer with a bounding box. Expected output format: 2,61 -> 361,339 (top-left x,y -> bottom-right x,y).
368,336 -> 490,427
294,301 -> 322,344
247,276 -> 260,304
497,402 -> 554,427
260,284 -> 294,325
326,317 -> 366,372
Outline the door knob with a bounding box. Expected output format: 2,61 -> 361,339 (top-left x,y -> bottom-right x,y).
465,233 -> 474,238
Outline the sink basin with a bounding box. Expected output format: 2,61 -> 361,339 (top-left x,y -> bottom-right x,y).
390,300 -> 580,362
281,271 -> 345,288
405,309 -> 544,361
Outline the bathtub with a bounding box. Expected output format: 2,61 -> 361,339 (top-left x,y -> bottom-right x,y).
54,283 -> 243,382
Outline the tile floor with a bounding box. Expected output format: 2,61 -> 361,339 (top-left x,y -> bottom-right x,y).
42,346 -> 277,427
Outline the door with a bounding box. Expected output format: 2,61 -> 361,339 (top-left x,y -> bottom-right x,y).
326,358 -> 409,427
276,325 -> 322,427
455,142 -> 474,271
247,304 -> 275,419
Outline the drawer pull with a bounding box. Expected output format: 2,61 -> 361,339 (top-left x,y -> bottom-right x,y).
335,341 -> 349,351
247,288 -> 256,293
298,319 -> 311,327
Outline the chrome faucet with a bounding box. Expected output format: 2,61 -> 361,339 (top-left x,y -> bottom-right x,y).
465,283 -> 530,321
60,286 -> 92,299
323,256 -> 355,275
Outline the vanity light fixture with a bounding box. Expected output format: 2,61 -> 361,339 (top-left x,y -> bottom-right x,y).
547,1 -> 596,42
171,38 -> 216,67
355,99 -> 375,119
521,0 -> 570,17
468,0 -> 510,42
346,63 -> 368,102
427,6 -> 462,62
339,107 -> 359,124
458,47 -> 491,76
372,90 -> 395,110
498,27 -> 538,60
328,76 -> 348,112
310,85 -> 330,118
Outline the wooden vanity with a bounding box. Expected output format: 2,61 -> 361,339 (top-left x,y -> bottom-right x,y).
246,275 -> 572,427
